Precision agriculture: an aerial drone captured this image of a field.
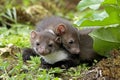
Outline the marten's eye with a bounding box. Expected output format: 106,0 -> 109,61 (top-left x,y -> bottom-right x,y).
48,43 -> 53,47
48,41 -> 54,47
68,40 -> 74,44
36,42 -> 40,46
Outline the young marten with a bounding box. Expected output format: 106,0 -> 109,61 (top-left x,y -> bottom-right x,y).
29,30 -> 79,69
36,16 -> 80,54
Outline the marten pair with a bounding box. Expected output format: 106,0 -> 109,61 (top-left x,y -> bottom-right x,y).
22,16 -> 103,69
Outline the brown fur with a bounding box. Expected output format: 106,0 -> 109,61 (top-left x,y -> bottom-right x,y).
36,16 -> 80,54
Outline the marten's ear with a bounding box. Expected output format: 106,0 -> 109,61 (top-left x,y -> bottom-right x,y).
56,24 -> 66,35
31,31 -> 37,39
55,37 -> 61,43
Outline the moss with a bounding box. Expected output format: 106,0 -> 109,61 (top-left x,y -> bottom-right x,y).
79,49 -> 120,79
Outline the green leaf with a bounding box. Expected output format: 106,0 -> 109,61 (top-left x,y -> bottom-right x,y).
117,0 -> 120,6
77,0 -> 103,11
12,7 -> 17,23
74,10 -> 109,26
90,26 -> 120,57
102,0 -> 117,4
76,4 -> 120,27
75,0 -> 120,27
92,10 -> 108,20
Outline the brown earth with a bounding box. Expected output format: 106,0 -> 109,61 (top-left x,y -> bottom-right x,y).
78,49 -> 120,80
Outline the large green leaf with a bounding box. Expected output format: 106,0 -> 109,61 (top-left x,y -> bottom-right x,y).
76,0 -> 120,27
90,26 -> 120,57
102,0 -> 117,4
117,0 -> 120,6
77,4 -> 120,27
75,10 -> 109,26
77,0 -> 103,11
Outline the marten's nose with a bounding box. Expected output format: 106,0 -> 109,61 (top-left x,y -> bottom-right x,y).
38,48 -> 45,55
71,48 -> 80,54
75,49 -> 80,54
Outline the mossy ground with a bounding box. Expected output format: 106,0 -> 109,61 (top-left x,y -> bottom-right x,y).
79,49 -> 120,80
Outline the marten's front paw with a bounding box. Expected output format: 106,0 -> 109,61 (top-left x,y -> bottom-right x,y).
22,48 -> 37,62
22,51 -> 32,62
60,64 -> 69,69
41,64 -> 52,69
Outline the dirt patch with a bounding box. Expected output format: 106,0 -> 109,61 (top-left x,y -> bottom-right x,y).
79,49 -> 120,80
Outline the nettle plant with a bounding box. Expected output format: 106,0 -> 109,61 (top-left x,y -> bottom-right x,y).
75,0 -> 120,57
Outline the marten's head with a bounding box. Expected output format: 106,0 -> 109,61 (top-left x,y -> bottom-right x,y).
55,24 -> 80,54
30,30 -> 61,56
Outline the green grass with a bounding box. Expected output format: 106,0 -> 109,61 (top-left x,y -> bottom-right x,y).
0,24 -> 31,48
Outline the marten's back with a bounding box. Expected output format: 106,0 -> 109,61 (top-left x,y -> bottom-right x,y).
36,16 -> 73,32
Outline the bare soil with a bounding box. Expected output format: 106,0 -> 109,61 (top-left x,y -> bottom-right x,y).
78,49 -> 120,80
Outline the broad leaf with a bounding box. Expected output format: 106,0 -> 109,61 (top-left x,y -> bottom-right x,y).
117,0 -> 120,6
102,0 -> 117,4
90,26 -> 120,57
76,0 -> 120,27
76,4 -> 120,27
75,10 -> 109,26
77,0 -> 103,11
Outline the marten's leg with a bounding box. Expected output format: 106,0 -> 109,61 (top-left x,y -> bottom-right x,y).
40,58 -> 53,69
22,48 -> 39,62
